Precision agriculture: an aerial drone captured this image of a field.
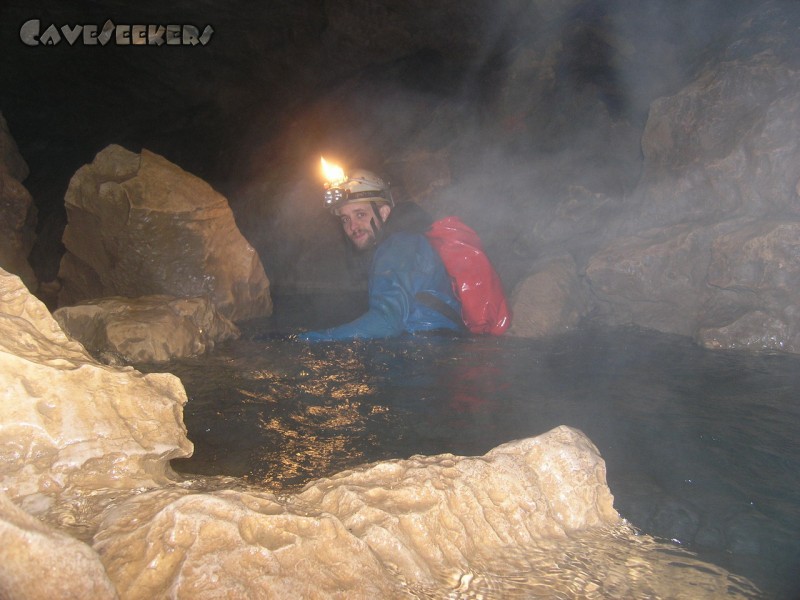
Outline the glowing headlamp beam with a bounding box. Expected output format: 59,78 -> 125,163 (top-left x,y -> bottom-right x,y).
320,156 -> 345,186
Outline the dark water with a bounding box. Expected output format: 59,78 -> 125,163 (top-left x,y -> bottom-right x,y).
148,294 -> 800,599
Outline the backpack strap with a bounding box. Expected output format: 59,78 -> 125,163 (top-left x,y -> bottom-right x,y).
415,291 -> 467,332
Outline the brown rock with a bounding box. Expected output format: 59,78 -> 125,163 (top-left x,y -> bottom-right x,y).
585,223 -> 713,336
509,254 -> 586,338
697,310 -> 799,353
57,144 -> 272,322
54,295 -> 240,364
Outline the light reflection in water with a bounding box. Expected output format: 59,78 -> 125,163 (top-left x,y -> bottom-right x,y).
144,322 -> 800,599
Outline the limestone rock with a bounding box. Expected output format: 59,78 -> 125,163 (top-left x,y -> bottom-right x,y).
0,491 -> 117,600
509,254 -> 586,338
636,49 -> 800,229
0,112 -> 37,291
693,219 -> 800,352
57,144 -> 272,322
90,426 -> 758,599
706,219 -> 800,300
584,223 -> 714,336
54,295 -> 240,364
93,426 -> 619,599
697,310 -> 800,354
0,267 -> 193,509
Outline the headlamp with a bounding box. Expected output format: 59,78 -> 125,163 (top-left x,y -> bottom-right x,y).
323,187 -> 345,209
323,188 -> 387,210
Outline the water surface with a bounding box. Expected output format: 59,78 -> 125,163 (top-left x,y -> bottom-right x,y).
150,295 -> 800,599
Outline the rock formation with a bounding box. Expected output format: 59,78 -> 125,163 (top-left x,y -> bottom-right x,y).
57,145 -> 272,322
508,254 -> 586,338
582,30 -> 800,353
54,295 -> 240,364
0,265 -> 761,598
0,112 -> 37,292
0,267 -> 193,510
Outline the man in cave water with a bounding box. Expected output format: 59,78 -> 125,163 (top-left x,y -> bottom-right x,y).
296,168 -> 463,341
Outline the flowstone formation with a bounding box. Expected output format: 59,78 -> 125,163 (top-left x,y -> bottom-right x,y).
0,266 -> 762,598
57,144 -> 272,322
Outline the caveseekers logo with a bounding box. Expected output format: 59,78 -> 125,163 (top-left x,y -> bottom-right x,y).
20,19 -> 214,46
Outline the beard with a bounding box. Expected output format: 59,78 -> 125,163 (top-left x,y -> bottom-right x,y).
348,227 -> 377,252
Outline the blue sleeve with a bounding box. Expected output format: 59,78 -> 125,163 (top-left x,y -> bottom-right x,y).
297,235 -> 423,341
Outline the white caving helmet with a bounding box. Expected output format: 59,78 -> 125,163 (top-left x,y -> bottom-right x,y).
323,168 -> 394,213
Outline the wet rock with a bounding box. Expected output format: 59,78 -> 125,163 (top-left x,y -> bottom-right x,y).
57,144 -> 272,322
89,427 -> 761,599
0,267 -> 192,511
0,491 -> 117,600
697,310 -> 799,354
92,427 -> 619,598
0,112 -> 37,292
509,254 -> 586,338
584,223 -> 714,336
706,219 -> 800,301
54,295 -> 240,364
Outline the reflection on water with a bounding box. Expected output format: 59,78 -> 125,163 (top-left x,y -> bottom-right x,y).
143,300 -> 800,599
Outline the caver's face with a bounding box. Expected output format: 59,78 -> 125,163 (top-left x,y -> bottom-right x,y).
336,202 -> 391,251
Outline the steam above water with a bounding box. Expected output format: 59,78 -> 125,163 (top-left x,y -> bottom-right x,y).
0,0 -> 764,289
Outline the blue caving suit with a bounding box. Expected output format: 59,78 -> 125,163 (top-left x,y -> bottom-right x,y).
298,202 -> 463,341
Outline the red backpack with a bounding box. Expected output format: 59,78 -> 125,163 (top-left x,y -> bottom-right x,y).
425,216 -> 511,335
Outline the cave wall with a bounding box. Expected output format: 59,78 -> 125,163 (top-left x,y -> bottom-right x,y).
2,0 -> 799,350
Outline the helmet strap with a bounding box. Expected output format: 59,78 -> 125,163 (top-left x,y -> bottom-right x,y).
370,201 -> 385,224
369,201 -> 385,240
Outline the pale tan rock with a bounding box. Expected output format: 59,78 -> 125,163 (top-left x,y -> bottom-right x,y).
57,144 -> 272,322
90,426 -> 758,599
94,488 -> 398,600
94,427 -> 618,599
0,267 -> 193,509
0,491 -> 117,600
54,294 -> 240,364
509,254 -> 586,338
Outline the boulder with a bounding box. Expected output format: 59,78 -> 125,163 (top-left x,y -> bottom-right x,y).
0,112 -> 37,292
57,144 -> 272,322
0,267 -> 192,512
54,295 -> 240,364
508,254 -> 586,338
